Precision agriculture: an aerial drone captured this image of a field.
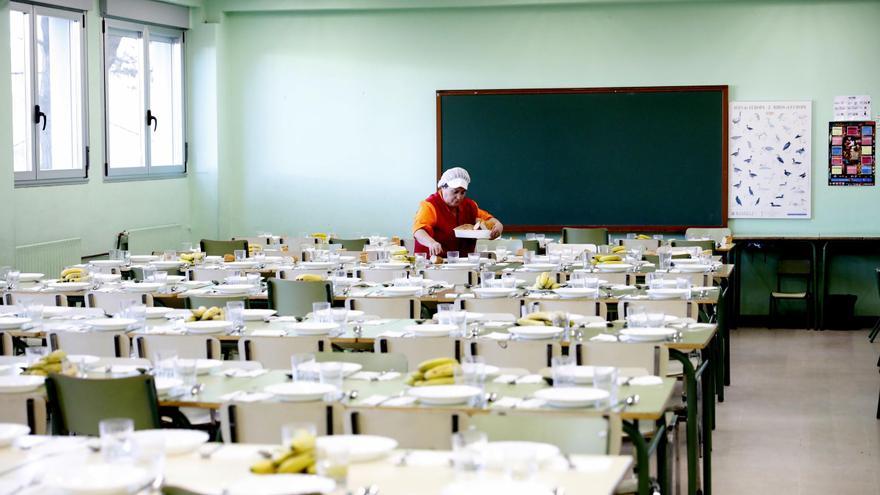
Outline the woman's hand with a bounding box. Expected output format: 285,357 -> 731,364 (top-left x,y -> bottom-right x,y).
489,220 -> 504,240
426,239 -> 443,257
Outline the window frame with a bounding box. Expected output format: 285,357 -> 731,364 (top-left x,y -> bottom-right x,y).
10,1 -> 90,186
101,18 -> 186,180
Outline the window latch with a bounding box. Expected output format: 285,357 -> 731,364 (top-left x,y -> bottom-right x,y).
34,105 -> 46,131
146,109 -> 158,132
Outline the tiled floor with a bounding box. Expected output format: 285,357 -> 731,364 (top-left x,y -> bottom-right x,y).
712,327 -> 880,495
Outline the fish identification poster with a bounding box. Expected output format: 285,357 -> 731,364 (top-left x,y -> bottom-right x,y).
728,101 -> 812,219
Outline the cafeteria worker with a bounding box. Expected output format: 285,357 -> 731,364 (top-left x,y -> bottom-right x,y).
413,167 -> 504,257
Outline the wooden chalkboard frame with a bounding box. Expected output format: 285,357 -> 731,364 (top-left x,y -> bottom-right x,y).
435,85 -> 729,232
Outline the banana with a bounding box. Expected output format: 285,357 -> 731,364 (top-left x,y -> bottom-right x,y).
516,318 -> 546,327
416,377 -> 456,386
250,459 -> 275,475
276,452 -> 314,474
424,363 -> 457,380
289,432 -> 315,453
192,306 -> 207,319
405,371 -> 424,386
306,464 -> 317,475
417,357 -> 457,374
46,350 -> 66,364
597,255 -> 622,262
611,246 -> 627,253
201,307 -> 221,321
295,274 -> 324,282
60,267 -> 84,278
637,234 -> 652,240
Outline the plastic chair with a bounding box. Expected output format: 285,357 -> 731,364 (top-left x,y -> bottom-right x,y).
330,238 -> 368,251
48,330 -> 131,358
670,239 -> 715,252
86,292 -> 153,315
237,336 -> 329,368
470,340 -> 561,370
4,292 -> 67,307
314,351 -> 408,372
200,239 -> 248,257
45,374 -> 161,435
221,402 -> 340,443
768,259 -> 814,329
562,227 -> 608,245
0,393 -> 47,435
464,412 -> 622,455
869,268 -> 880,342
619,238 -> 661,251
186,294 -> 249,310
521,239 -> 540,253
345,407 -> 461,449
346,297 -> 419,319
131,266 -> 182,281
475,238 -> 524,253
374,336 -> 459,372
134,334 -> 222,360
268,279 -> 332,317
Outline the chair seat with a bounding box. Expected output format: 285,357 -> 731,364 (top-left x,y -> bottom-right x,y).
770,291 -> 807,299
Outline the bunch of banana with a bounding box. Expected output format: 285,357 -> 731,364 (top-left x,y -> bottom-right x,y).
250,431 -> 317,475
595,254 -> 623,265
311,233 -> 328,241
611,246 -> 627,254
532,272 -> 560,290
516,311 -> 573,328
187,306 -> 225,322
248,244 -> 263,254
23,350 -> 76,377
178,252 -> 205,264
391,254 -> 416,264
636,234 -> 652,240
295,274 -> 325,282
59,267 -> 86,283
406,357 -> 459,386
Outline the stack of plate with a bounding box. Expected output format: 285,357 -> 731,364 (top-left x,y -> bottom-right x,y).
534,386 -> 609,408
619,327 -> 677,342
507,326 -> 563,340
408,385 -> 482,405
265,382 -> 337,402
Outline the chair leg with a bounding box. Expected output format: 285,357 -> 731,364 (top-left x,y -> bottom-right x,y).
869,318 -> 880,343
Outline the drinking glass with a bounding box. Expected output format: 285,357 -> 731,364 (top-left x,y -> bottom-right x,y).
141,266 -> 157,282
436,304 -> 454,325
467,253 -> 481,264
152,350 -> 178,379
451,428 -> 487,473
548,253 -> 562,266
132,431 -> 165,490
246,272 -> 261,293
446,251 -> 460,264
226,301 -> 245,332
479,270 -> 495,288
551,355 -> 576,387
151,271 -> 168,293
501,272 -> 517,289
290,353 -> 317,382
456,355 -> 486,389
626,305 -> 646,328
657,248 -> 672,271
504,448 -> 539,481
281,422 -> 317,449
175,359 -> 198,388
317,443 -> 350,490
163,250 -> 176,262
522,250 -> 534,265
414,253 -> 427,270
653,234 -> 664,241
312,302 -> 331,322
376,249 -> 390,263
449,309 -> 468,337
598,245 -> 610,255
525,233 -> 536,241
25,346 -> 49,366
100,418 -> 135,462
319,362 -> 344,399
330,309 -> 349,330
646,311 -> 665,328
535,234 -> 545,242
128,304 -> 147,330
593,366 -> 619,407
496,247 -> 508,261
5,271 -> 20,290
627,233 -> 636,239
234,250 -> 247,262
25,303 -> 44,327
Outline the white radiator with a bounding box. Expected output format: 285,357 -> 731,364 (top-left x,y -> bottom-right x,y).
15,238 -> 82,277
127,224 -> 189,254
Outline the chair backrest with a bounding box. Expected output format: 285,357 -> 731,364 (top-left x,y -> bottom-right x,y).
460,297 -> 523,317
186,294 -> 249,310
470,340 -> 561,370
345,407 -> 461,449
86,292 -> 153,315
268,279 -> 332,317
684,228 -> 731,245
220,402 -> 340,443
314,351 -> 408,372
562,228 -> 608,245
5,292 -> 67,307
200,239 -> 248,257
513,270 -> 562,286
0,332 -> 12,356
619,238 -> 661,250
521,239 -> 540,253
529,299 -> 602,318
475,238 -> 524,253
620,300 -> 695,319
189,267 -> 239,282
330,238 -> 368,251
670,239 -> 715,252
421,268 -> 475,286
347,297 -> 419,319
375,337 -> 460,371
45,374 -> 161,435
278,269 -> 332,280
464,412 -> 621,455
0,393 -> 48,435
356,269 -> 409,284
131,266 -> 181,281
48,330 -> 131,358
575,342 -> 668,376
134,334 -> 222,360
232,236 -> 267,246
546,243 -> 596,257
238,336 -> 329,368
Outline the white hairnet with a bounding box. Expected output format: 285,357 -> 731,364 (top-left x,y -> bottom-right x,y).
438,167 -> 471,190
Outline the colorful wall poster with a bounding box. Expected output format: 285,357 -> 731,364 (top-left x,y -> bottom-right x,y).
828,121 -> 875,186
728,101 -> 811,219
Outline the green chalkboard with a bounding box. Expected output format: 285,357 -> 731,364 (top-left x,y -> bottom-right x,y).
437,86 -> 728,231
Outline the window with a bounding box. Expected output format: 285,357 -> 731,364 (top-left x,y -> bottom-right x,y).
10,2 -> 88,184
103,20 -> 185,178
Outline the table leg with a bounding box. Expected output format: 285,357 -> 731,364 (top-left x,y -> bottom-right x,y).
656,416 -> 670,495
622,418 -> 669,495
700,345 -> 715,495
669,349 -> 698,495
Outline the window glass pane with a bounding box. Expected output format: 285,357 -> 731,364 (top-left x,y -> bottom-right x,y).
106,28 -> 145,169
149,35 -> 183,167
10,9 -> 33,173
35,13 -> 83,172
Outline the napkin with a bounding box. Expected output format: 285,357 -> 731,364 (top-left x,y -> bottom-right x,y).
383,396 -> 417,407
362,319 -> 392,326
223,368 -> 268,378
349,371 -> 402,381
611,285 -> 637,291
514,374 -> 544,385
684,323 -> 715,331
590,334 -> 619,342
516,398 -> 547,409
360,394 -> 390,406
628,375 -> 664,386
219,391 -> 273,402
250,329 -> 287,337
377,331 -> 407,338
585,322 -> 610,329
491,396 -> 522,409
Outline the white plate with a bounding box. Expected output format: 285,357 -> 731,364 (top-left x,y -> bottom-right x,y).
86,318 -> 137,331
145,307 -> 175,319
297,361 -> 362,377
121,282 -> 163,293
521,263 -> 558,272
569,314 -> 605,325
481,441 -> 560,466
440,262 -> 479,270
381,286 -> 422,296
265,382 -> 337,402
408,385 -> 482,405
225,475 -> 336,495
534,386 -> 609,408
0,317 -> 31,330
372,262 -> 410,270
164,275 -> 186,283
472,287 -> 518,299
508,326 -> 563,340
242,309 -> 277,321
620,327 -> 677,342
0,375 -> 45,394
432,311 -> 485,322
185,320 -> 232,334
224,261 -> 259,269
442,480 -> 554,495
130,255 -> 159,263
89,259 -> 124,267
0,423 -> 30,447
646,288 -> 689,300
155,377 -> 183,394
68,355 -> 100,366
287,322 -> 339,336
327,276 -> 361,286
316,435 -> 398,463
299,261 -> 337,269
133,429 -> 210,456
453,228 -> 492,239
178,358 -> 224,374
46,281 -> 90,291
674,264 -> 713,273
595,263 -> 632,273
554,365 -> 599,384
214,284 -> 254,294
627,314 -> 678,325
405,323 -> 457,337
93,273 -> 122,283
150,260 -> 185,269
18,273 -> 44,282
43,464 -> 153,495
553,288 -> 599,299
